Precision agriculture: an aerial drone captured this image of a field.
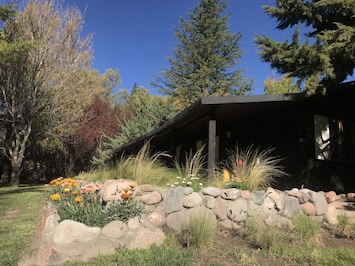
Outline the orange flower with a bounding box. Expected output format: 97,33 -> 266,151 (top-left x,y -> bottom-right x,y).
121,193 -> 131,199
71,190 -> 78,195
62,182 -> 71,188
82,184 -> 96,194
50,193 -> 61,201
74,196 -> 83,203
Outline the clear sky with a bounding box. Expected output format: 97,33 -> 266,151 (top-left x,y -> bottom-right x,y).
61,0 -> 298,95
2,0 -> 296,95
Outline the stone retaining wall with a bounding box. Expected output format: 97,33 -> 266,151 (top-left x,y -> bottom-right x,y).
25,180 -> 355,265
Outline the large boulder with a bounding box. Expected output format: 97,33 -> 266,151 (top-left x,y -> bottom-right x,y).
52,220 -> 101,245
101,179 -> 138,202
163,186 -> 185,214
227,198 -> 248,222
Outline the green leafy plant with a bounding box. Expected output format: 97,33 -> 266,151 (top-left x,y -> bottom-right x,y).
103,198 -> 145,223
47,177 -> 145,227
225,145 -> 287,191
226,181 -> 249,190
185,209 -> 216,249
47,177 -> 106,227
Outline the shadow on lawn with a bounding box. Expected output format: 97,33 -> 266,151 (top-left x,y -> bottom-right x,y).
0,184 -> 46,195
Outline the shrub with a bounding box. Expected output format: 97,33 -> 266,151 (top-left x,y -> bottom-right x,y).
185,209 -> 216,249
225,145 -> 287,191
115,141 -> 171,185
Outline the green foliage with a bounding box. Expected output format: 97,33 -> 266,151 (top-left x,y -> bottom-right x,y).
103,197 -> 145,223
47,177 -> 144,227
292,213 -> 321,244
226,181 -> 249,190
256,0 -> 355,94
175,146 -> 207,180
47,177 -> 106,227
333,212 -> 355,238
153,0 -> 253,109
244,217 -> 290,251
225,145 -> 287,191
93,87 -> 177,166
264,75 -> 301,94
185,209 -> 217,249
64,235 -> 195,266
0,4 -> 16,23
108,141 -> 172,185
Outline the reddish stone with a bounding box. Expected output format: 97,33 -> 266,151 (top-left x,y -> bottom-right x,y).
300,202 -> 316,216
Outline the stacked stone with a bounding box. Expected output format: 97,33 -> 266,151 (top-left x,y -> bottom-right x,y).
29,179 -> 355,265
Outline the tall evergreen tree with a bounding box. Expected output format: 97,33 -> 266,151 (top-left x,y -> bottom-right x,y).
153,0 -> 253,109
255,0 -> 355,94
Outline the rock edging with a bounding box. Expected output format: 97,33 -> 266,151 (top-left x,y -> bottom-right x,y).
24,180 -> 355,265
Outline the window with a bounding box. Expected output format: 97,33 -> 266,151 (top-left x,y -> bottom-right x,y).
314,115 -> 355,161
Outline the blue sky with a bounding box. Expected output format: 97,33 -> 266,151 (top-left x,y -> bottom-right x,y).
1,0 -> 296,95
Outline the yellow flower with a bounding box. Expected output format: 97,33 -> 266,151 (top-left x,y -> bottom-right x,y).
129,183 -> 136,188
50,193 -> 61,201
63,188 -> 70,194
74,196 -> 83,203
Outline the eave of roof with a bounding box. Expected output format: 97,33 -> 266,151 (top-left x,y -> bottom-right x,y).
114,92 -> 306,155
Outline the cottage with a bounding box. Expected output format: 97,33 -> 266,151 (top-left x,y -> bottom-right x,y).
114,82 -> 355,193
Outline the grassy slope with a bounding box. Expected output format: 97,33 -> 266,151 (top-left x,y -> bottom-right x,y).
0,185 -> 46,265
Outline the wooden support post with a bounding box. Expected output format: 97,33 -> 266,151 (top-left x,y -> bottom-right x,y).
208,108 -> 217,177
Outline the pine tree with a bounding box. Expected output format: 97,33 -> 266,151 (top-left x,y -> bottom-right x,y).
153,0 -> 253,109
255,0 -> 355,94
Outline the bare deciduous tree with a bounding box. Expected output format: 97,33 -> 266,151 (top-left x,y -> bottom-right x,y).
0,0 -> 97,185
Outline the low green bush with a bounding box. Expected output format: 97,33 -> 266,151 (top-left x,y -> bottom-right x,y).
103,197 -> 145,223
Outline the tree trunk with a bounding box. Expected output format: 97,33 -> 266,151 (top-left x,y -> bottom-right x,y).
8,124 -> 31,187
10,161 -> 21,186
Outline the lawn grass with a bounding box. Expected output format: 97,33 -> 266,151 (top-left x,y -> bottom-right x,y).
0,185 -> 47,265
